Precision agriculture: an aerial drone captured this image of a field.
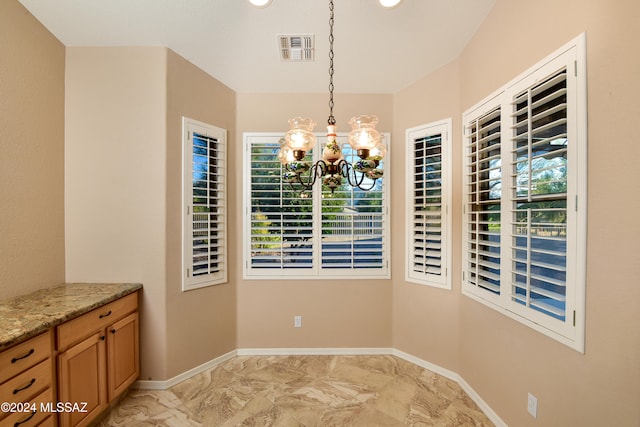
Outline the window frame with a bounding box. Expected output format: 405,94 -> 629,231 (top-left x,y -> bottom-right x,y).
243,132 -> 391,280
461,34 -> 587,352
181,117 -> 228,291
405,119 -> 452,289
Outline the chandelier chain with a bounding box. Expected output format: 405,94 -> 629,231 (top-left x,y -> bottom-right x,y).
328,0 -> 335,125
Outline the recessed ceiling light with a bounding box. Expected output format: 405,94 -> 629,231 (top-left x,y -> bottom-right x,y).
379,0 -> 402,8
249,0 -> 272,7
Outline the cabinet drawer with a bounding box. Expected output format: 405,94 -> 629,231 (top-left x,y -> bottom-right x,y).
0,358 -> 52,405
0,387 -> 52,427
0,332 -> 51,384
57,293 -> 138,350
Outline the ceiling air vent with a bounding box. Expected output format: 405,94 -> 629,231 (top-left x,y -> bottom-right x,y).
278,34 -> 314,62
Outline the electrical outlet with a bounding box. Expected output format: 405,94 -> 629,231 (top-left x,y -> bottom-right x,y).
294,315 -> 302,328
527,392 -> 538,418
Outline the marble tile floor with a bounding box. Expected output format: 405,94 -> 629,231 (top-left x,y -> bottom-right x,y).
95,355 -> 494,426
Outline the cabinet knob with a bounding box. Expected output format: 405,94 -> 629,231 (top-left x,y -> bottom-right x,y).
100,335 -> 106,341
111,329 -> 116,334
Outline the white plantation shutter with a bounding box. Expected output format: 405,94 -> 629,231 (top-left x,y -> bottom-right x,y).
182,118 -> 227,291
462,34 -> 586,351
464,105 -> 502,299
321,139 -> 386,273
248,135 -> 314,272
509,69 -> 569,322
244,133 -> 390,279
406,120 -> 451,288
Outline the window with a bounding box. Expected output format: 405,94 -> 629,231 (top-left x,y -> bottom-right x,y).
182,117 -> 227,291
243,133 -> 390,279
462,34 -> 587,351
406,119 -> 452,289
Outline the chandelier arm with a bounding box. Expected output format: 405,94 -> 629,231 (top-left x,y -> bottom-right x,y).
339,161 -> 379,191
356,178 -> 378,191
336,159 -> 350,179
314,160 -> 329,179
344,163 -> 364,188
285,164 -> 314,192
286,160 -> 331,194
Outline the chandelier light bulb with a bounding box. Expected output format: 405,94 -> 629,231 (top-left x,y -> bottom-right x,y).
348,115 -> 381,153
358,130 -> 372,147
278,146 -> 295,165
291,133 -> 304,146
369,141 -> 387,162
285,117 -> 316,154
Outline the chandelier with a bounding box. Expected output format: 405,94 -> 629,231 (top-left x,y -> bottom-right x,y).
278,0 -> 386,193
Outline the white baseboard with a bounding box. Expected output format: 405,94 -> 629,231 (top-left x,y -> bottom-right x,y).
390,349 -> 460,382
135,347 -> 506,426
390,349 -> 507,427
456,375 -> 507,427
236,347 -> 393,356
135,349 -> 237,390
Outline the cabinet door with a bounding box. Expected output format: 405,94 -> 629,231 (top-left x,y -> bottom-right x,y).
57,332 -> 107,427
107,312 -> 139,401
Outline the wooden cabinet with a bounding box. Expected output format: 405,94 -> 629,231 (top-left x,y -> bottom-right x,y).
57,332 -> 107,427
0,331 -> 54,427
107,312 -> 139,401
56,292 -> 139,427
0,285 -> 141,427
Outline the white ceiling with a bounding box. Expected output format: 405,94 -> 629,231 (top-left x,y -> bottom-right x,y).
19,0 -> 495,94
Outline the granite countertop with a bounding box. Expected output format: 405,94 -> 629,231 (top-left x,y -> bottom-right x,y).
0,283 -> 142,351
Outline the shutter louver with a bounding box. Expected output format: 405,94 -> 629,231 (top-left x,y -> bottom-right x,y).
465,107 -> 502,295
510,69 -> 568,321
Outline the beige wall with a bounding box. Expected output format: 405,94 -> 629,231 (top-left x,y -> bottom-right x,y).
5,0 -> 640,423
392,60 -> 463,371
394,0 -> 640,425
235,93 -> 394,349
0,0 -> 65,298
65,47 -> 169,380
65,47 -> 239,381
165,50 -> 237,378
